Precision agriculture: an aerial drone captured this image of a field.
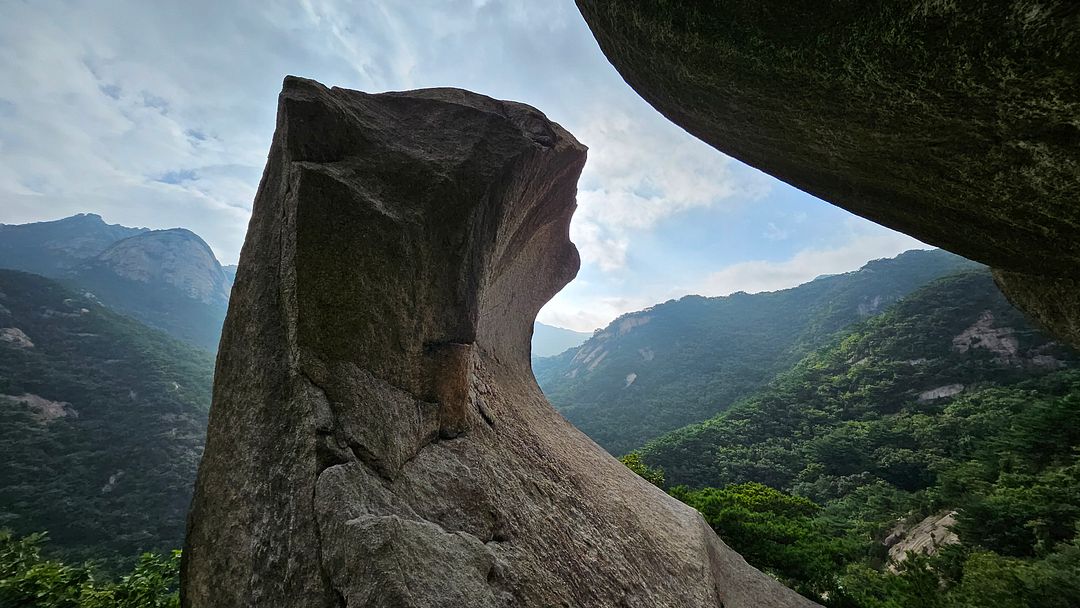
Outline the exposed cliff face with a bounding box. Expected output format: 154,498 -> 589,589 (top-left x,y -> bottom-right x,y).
71,229 -> 231,351
575,1 -> 1080,347
88,229 -> 231,306
182,77 -> 816,608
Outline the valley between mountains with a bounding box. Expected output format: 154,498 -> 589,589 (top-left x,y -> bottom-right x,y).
1,215 -> 1078,606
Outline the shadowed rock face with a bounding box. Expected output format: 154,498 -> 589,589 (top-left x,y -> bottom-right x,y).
182,77 -> 816,607
576,1 -> 1080,347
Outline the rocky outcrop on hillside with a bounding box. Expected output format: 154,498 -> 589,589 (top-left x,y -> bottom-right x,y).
182,77 -> 816,608
885,511 -> 959,568
575,1 -> 1080,348
89,229 -> 231,306
0,216 -> 232,351
70,229 -> 231,351
533,249 -> 978,456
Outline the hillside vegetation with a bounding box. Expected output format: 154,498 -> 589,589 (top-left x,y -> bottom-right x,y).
0,270 -> 212,569
535,249 -> 979,454
0,215 -> 231,351
630,271 -> 1080,606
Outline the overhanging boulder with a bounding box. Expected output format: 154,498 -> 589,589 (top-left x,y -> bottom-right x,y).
576,1 -> 1080,347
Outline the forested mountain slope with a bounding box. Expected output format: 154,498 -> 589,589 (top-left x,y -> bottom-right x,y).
0,270 -> 213,568
643,269 -> 1077,495
535,249 -> 979,454
629,270 -> 1080,606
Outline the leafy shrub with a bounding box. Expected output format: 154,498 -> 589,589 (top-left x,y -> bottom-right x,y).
0,531 -> 179,608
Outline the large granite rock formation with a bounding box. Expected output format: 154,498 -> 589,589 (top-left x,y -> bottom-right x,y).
576,1 -> 1080,347
182,77 -> 816,607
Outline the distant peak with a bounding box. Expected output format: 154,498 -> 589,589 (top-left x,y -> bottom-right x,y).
153,227 -> 200,238
108,228 -> 217,258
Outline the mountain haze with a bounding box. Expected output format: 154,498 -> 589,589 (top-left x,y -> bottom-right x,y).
71,229 -> 232,350
0,214 -> 147,277
532,321 -> 593,357
535,249 -> 980,454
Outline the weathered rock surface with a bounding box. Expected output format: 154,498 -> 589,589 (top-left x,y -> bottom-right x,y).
884,511 -> 959,569
90,229 -> 232,306
182,77 -> 817,607
994,270 -> 1080,349
72,228 -> 232,351
576,1 -> 1080,347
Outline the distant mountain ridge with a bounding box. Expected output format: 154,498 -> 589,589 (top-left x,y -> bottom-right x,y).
90,229 -> 231,306
532,322 -> 592,357
641,269 -> 1078,489
0,213 -> 147,277
534,249 -> 982,455
71,229 -> 232,350
0,215 -> 232,351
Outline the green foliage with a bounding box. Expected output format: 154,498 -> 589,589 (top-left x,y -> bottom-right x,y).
0,270 -> 213,569
612,270 -> 1080,606
0,531 -> 179,608
672,483 -> 857,598
535,249 -> 980,455
830,542 -> 1080,608
619,452 -> 665,487
642,271 -> 1074,491
67,266 -> 227,352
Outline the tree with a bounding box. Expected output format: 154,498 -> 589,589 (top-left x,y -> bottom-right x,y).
0,531 -> 179,608
619,451 -> 665,488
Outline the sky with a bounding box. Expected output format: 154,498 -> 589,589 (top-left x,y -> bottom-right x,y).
0,0 -> 929,332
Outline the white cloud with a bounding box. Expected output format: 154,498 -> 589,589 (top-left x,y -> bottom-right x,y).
569,107 -> 770,271
763,222 -> 790,241
696,232 -> 932,297
0,0 -> 293,262
1,0 -> 936,338
537,293 -> 659,334
538,229 -> 933,332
